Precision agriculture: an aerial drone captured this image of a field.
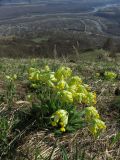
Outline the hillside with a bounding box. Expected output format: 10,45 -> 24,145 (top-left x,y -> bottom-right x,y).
0,50 -> 120,159
0,1 -> 120,159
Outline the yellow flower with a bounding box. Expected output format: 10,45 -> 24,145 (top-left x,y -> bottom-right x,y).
89,125 -> 98,136
55,66 -> 72,80
85,92 -> 97,105
85,106 -> 100,121
60,127 -> 66,132
68,85 -> 78,94
51,109 -> 68,132
69,76 -> 82,86
49,72 -> 57,82
84,84 -> 91,91
88,119 -> 106,136
59,122 -> 64,127
77,85 -> 88,95
29,70 -> 41,81
56,77 -> 68,90
95,119 -> 106,130
51,121 -> 57,127
59,90 -> 73,103
51,113 -> 59,123
56,111 -> 62,118
73,93 -> 86,103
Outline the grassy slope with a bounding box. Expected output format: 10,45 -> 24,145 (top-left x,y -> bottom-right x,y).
0,50 -> 120,159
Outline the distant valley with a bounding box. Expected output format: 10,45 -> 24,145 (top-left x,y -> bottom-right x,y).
0,0 -> 120,57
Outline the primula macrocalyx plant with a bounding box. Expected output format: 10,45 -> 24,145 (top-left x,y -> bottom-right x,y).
104,71 -> 117,80
84,106 -> 106,136
89,119 -> 106,136
28,65 -> 106,137
6,74 -> 17,81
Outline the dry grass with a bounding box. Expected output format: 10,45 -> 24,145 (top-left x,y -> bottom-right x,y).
0,51 -> 120,160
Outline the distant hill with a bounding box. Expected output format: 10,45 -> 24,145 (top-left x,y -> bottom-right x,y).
0,0 -> 119,5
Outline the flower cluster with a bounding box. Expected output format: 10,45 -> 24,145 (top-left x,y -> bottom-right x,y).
104,71 -> 117,80
51,109 -> 68,132
28,66 -> 106,136
84,106 -> 106,136
29,66 -> 96,105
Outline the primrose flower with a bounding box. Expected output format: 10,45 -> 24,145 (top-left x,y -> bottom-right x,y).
41,71 -> 56,83
60,127 -> 66,132
77,85 -> 88,95
85,106 -> 100,121
69,76 -> 82,86
55,66 -> 72,80
29,70 -> 41,81
58,90 -> 73,103
68,85 -> 78,94
73,92 -> 86,103
51,109 -> 68,132
88,118 -> 106,136
85,92 -> 97,105
84,84 -> 91,91
56,76 -> 68,90
51,121 -> 57,127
